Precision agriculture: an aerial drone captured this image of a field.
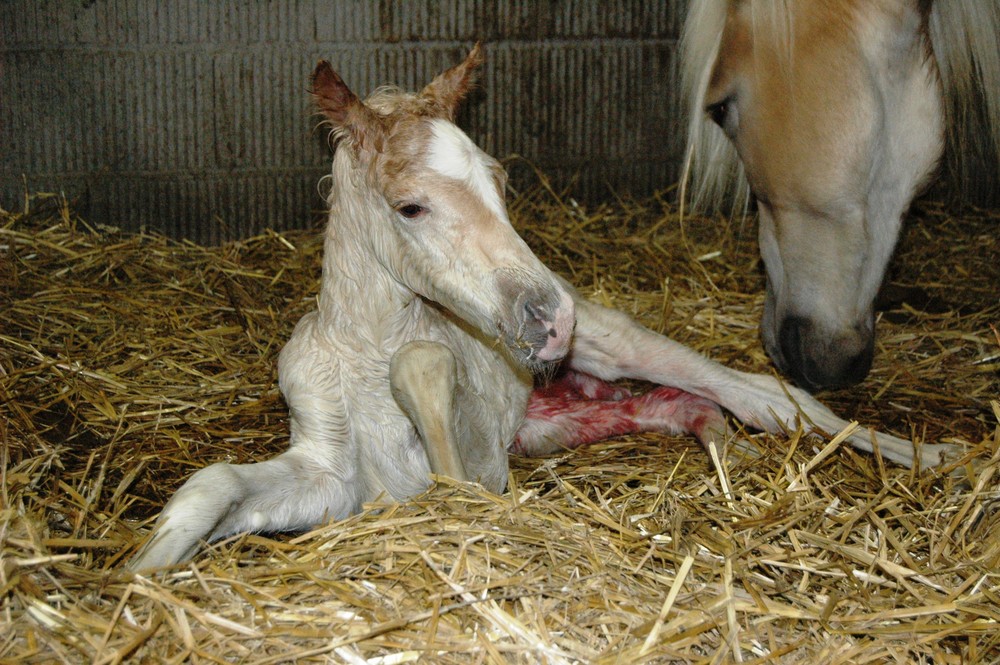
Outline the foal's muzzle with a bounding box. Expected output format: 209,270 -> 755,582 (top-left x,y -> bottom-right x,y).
499,284 -> 575,367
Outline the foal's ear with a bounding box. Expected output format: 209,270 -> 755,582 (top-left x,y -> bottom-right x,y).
311,60 -> 382,148
420,43 -> 485,119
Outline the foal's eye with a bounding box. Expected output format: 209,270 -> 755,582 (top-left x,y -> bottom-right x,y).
706,99 -> 730,128
396,203 -> 426,219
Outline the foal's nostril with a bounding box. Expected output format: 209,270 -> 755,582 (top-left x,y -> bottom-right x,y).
525,302 -> 557,334
524,301 -> 545,321
496,272 -> 575,365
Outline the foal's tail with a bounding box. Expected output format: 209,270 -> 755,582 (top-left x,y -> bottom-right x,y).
928,1 -> 1000,202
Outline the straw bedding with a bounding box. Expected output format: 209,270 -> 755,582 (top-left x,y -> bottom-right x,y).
1,185 -> 998,664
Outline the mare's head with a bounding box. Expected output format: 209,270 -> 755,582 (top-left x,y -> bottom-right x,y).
683,1 -> 944,391
311,45 -> 575,368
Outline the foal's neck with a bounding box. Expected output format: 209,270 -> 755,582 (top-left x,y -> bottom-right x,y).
315,162 -> 419,340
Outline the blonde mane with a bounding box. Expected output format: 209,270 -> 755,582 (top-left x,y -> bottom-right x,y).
679,0 -> 798,215
679,0 -> 747,215
928,2 -> 1000,196
679,0 -> 1000,213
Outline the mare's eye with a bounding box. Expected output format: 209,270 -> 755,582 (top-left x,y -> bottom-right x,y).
397,203 -> 426,219
706,99 -> 730,128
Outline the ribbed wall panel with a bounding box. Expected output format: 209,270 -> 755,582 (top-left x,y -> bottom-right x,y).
2,1 -> 691,241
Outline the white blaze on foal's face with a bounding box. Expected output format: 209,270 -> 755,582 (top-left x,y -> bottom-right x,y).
382,116 -> 575,367
425,119 -> 507,221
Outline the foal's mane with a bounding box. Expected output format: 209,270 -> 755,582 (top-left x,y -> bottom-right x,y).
320,86 -> 445,148
679,0 -> 1000,214
318,85 -> 455,199
364,86 -> 442,118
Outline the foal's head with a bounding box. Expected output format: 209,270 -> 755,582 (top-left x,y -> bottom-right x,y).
311,45 -> 575,368
685,1 -> 944,390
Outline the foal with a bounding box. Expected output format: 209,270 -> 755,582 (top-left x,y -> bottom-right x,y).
129,46 -> 955,570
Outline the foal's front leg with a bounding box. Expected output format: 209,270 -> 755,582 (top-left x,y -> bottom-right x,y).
130,337 -> 367,571
128,448 -> 360,571
390,341 -> 469,482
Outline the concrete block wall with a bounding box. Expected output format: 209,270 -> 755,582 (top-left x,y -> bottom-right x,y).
2,1 -> 688,242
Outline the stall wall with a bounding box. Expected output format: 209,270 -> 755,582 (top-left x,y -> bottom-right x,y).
1,1 -> 687,241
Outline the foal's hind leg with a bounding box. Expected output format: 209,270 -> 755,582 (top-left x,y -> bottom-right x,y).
565,292 -> 957,468
390,341 -> 469,482
512,371 -> 727,456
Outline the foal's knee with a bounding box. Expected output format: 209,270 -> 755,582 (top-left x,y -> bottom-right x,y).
389,341 -> 472,481
389,341 -> 457,399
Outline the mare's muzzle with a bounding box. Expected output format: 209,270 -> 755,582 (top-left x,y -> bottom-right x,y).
771,315 -> 874,392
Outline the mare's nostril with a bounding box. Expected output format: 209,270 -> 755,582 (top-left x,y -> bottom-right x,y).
778,315 -> 874,391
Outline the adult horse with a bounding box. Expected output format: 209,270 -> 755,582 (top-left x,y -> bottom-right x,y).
681,1 -> 1000,391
